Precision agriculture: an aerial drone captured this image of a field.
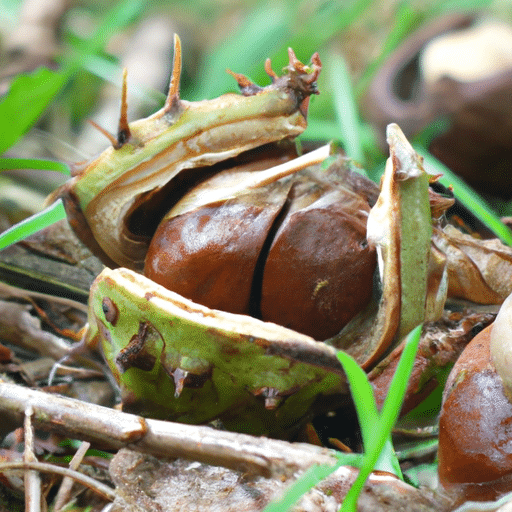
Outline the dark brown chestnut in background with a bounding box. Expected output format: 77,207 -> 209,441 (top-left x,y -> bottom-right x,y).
363,14 -> 512,200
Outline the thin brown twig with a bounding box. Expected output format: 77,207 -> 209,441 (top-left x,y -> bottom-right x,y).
0,461 -> 115,501
24,406 -> 41,512
53,441 -> 91,511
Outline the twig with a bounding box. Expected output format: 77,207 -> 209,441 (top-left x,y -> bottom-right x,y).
0,282 -> 88,313
53,441 -> 91,511
23,405 -> 41,512
0,461 -> 115,501
0,301 -> 73,360
23,406 -> 41,512
0,382 -> 338,478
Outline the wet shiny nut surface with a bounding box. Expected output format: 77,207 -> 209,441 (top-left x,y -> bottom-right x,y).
438,324 -> 512,502
144,159 -> 377,340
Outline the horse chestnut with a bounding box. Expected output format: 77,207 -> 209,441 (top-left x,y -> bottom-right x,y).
438,323 -> 512,503
144,156 -> 377,340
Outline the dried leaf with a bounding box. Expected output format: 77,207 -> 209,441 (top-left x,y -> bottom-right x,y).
434,224 -> 512,304
0,300 -> 72,360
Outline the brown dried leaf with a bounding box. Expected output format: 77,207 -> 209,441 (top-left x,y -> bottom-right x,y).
434,225 -> 512,304
0,300 -> 72,360
368,308 -> 495,414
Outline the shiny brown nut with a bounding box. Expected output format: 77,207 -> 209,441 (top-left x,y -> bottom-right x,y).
438,324 -> 512,503
144,180 -> 291,315
144,156 -> 377,340
260,179 -> 375,340
490,292 -> 512,400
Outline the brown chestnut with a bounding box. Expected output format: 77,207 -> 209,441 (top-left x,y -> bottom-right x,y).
260,177 -> 375,339
438,323 -> 512,503
144,156 -> 377,340
144,180 -> 290,315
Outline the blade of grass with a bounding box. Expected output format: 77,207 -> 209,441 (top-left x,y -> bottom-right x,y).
300,119 -> 341,142
195,0 -> 376,100
0,158 -> 70,174
341,325 -> 422,511
269,0 -> 375,75
412,116 -> 451,148
416,148 -> 512,246
0,200 -> 66,250
0,0 -> 151,250
396,438 -> 438,461
0,68 -> 69,155
0,0 -> 148,158
336,350 -> 401,477
355,2 -> 425,98
265,326 -> 423,512
403,461 -> 438,488
431,0 -> 494,12
191,1 -> 293,99
328,51 -> 364,164
78,0 -> 146,55
261,453 -> 362,512
380,325 -> 424,438
366,156 -> 386,184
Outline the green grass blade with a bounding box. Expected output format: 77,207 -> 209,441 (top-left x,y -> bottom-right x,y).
278,0 -> 375,66
340,325 -> 422,511
412,117 -> 451,148
191,1 -> 292,99
336,350 -> 400,476
380,325 -> 423,434
0,68 -> 68,155
194,0 -> 376,100
262,454 -> 360,512
355,2 -> 424,98
431,0 -> 494,12
82,0 -> 146,54
0,200 -> 66,251
0,158 -> 70,174
301,119 -> 340,142
336,351 -> 379,442
0,0 -> 148,158
416,148 -> 512,246
262,327 -> 422,512
396,438 -> 438,461
328,51 -> 364,164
